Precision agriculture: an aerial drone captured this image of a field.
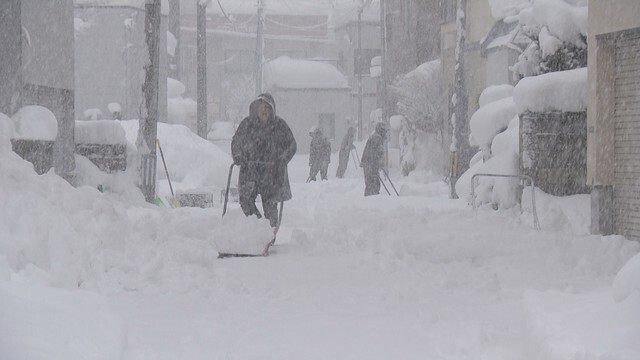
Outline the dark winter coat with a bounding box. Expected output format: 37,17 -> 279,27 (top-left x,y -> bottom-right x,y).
309,133 -> 331,166
360,124 -> 387,170
231,93 -> 297,202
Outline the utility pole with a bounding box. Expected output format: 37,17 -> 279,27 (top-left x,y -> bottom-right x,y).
357,0 -> 372,141
139,0 -> 161,203
0,0 -> 22,116
197,0 -> 210,139
450,0 -> 468,199
357,6 -> 363,141
168,0 -> 180,79
379,0 -> 388,126
255,0 -> 265,96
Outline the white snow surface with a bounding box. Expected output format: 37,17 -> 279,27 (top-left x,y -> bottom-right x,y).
488,0 -> 531,20
75,120 -> 127,145
513,67 -> 587,113
263,56 -> 349,89
612,253 -> 640,302
1,121 -> 640,359
479,84 -> 514,107
11,106 -> 58,141
532,0 -> 587,47
469,96 -> 518,148
0,112 -> 15,138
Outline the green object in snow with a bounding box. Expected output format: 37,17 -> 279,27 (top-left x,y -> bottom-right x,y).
154,196 -> 165,206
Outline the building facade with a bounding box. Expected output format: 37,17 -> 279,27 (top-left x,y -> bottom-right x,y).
0,0 -> 76,179
74,2 -> 169,124
587,0 -> 640,240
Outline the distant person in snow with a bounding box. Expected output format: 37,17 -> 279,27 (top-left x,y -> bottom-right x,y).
308,126 -> 331,181
335,126 -> 356,178
360,122 -> 388,196
231,93 -> 297,228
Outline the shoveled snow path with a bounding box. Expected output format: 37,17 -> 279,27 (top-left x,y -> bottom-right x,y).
111,165 -> 632,359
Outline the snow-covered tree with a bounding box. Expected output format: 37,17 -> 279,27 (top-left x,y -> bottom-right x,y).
389,60 -> 444,176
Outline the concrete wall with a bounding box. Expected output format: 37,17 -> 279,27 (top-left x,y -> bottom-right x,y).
587,0 -> 640,185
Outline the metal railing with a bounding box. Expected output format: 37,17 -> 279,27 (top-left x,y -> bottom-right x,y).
470,173 -> 541,230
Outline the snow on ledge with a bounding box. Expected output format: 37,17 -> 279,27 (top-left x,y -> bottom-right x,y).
513,67 -> 587,114
75,120 -> 127,145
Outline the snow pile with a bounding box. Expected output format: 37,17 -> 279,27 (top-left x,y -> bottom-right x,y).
263,56 -> 349,89
457,85 -> 520,208
120,120 -> 235,195
530,0 -> 587,47
469,96 -> 517,149
213,209 -> 274,255
488,0 -> 531,21
75,120 -> 127,145
523,289 -> 640,360
612,253 -> 640,302
11,106 -> 58,141
0,112 -> 15,138
478,84 -> 514,107
513,67 -> 587,113
166,78 -> 197,130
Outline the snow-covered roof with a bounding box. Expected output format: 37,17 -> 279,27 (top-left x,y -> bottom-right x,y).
263,56 -> 349,90
74,0 -> 170,15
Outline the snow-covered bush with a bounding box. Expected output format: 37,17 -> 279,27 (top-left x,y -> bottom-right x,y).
167,78 -> 197,131
511,0 -> 587,80
390,60 -> 444,176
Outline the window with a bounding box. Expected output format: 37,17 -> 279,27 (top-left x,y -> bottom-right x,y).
319,113 -> 336,140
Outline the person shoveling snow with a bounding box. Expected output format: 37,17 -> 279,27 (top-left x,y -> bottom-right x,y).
219,93 -> 296,257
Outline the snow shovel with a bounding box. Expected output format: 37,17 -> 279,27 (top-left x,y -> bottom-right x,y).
377,172 -> 392,196
156,139 -> 181,208
218,162 -> 283,258
380,168 -> 399,196
352,148 -> 361,169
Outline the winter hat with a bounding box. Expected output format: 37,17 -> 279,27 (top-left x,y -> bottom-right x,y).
309,125 -> 320,135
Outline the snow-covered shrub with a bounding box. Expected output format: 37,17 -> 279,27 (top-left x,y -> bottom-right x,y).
511,0 -> 587,81
167,78 -> 197,131
390,60 -> 444,177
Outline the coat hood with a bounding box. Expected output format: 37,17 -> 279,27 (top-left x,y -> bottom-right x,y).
249,92 -> 277,120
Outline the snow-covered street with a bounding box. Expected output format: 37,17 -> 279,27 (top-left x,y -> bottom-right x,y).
2,133 -> 639,359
